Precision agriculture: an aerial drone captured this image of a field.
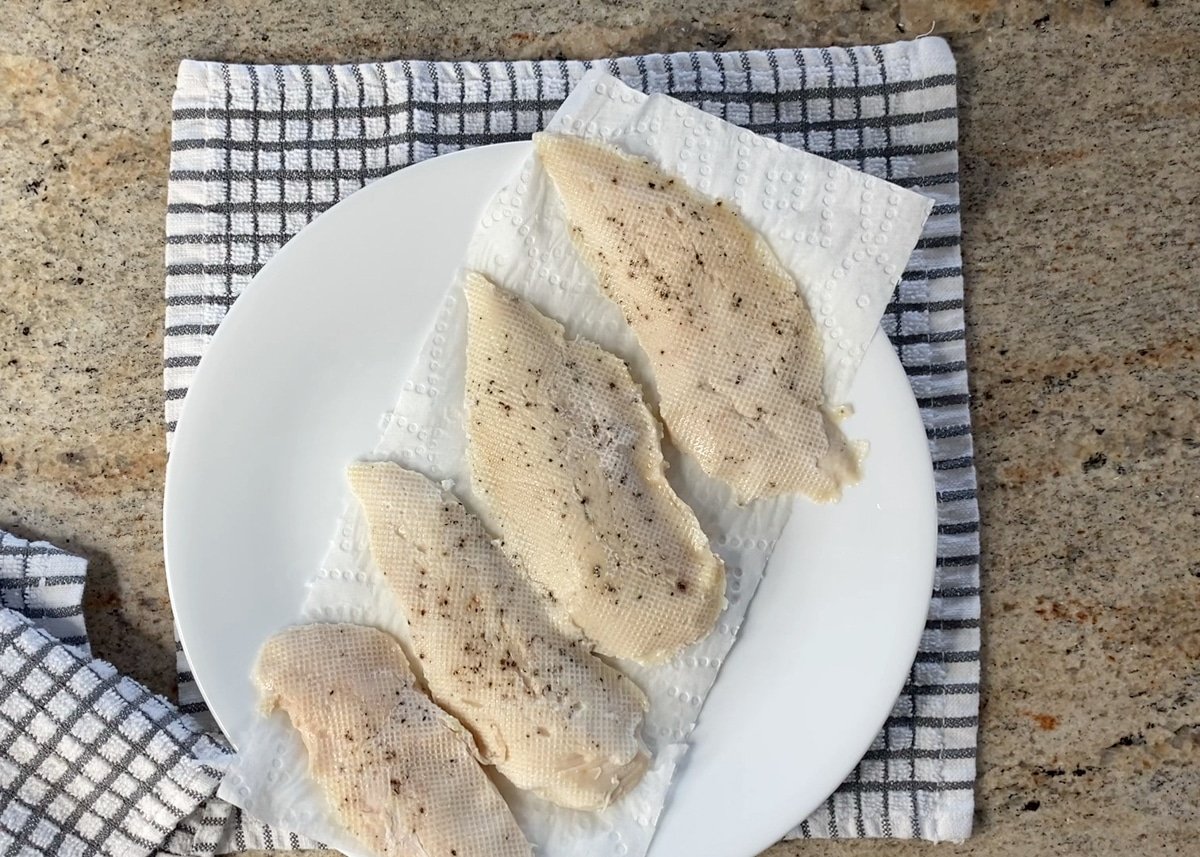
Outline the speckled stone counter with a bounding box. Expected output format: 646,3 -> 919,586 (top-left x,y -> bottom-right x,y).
1,1 -> 1197,855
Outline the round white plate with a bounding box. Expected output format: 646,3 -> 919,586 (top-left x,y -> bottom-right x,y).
165,141 -> 936,857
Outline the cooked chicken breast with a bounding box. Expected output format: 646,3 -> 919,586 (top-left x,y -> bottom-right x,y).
254,623 -> 531,857
347,461 -> 649,811
462,273 -> 724,663
535,133 -> 861,504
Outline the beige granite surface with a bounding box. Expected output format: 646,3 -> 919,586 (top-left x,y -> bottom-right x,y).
1,0 -> 1197,854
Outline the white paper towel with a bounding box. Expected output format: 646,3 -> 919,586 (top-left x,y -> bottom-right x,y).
220,69 -> 932,857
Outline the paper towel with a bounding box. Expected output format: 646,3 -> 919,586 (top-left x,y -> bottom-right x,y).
220,69 -> 931,857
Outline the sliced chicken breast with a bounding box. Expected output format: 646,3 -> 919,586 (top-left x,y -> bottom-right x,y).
254,623 -> 531,857
463,273 -> 724,663
347,461 -> 649,811
535,132 -> 861,504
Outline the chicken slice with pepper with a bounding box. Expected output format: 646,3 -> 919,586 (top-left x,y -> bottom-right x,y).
348,461 -> 649,811
254,623 -> 532,857
536,132 -> 861,504
464,273 -> 724,663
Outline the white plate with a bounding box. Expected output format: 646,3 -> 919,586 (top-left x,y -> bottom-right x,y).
164,141 -> 936,857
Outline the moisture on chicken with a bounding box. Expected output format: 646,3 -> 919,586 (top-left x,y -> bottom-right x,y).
347,461 -> 649,811
535,132 -> 861,504
463,273 -> 724,663
254,623 -> 531,857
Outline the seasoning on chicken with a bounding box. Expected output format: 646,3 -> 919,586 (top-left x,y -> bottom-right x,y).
348,461 -> 649,811
536,132 -> 861,504
254,623 -> 532,857
463,273 -> 724,663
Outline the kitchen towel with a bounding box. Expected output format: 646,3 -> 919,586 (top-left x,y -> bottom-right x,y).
165,37 -> 980,845
0,530 -> 233,857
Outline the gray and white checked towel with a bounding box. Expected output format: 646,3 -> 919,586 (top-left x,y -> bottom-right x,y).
164,37 -> 980,845
9,36 -> 990,857
164,37 -> 979,846
0,531 -> 233,857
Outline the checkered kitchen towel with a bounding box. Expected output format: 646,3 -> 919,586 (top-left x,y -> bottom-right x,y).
164,37 -> 980,844
0,530 -> 234,857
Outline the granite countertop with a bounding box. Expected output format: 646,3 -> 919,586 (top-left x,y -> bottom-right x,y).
1,0 -> 1197,854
